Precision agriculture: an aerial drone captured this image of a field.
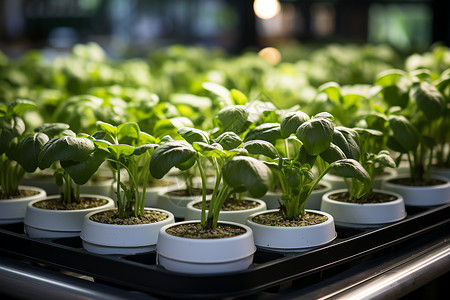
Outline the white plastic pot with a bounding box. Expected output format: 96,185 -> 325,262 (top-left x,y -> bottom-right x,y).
81,208 -> 174,255
0,186 -> 47,225
381,175 -> 450,206
246,209 -> 336,252
184,197 -> 267,225
24,194 -> 115,238
320,189 -> 406,228
155,188 -> 213,219
156,220 -> 255,274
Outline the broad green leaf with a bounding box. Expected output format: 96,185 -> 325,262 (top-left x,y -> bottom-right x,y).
107,144 -> 135,159
332,127 -> 360,161
374,150 -> 396,168
243,140 -> 279,159
230,89 -> 247,105
133,144 -> 158,156
34,123 -> 70,137
410,82 -> 445,120
38,136 -> 96,169
280,111 -> 309,138
193,142 -> 226,158
153,117 -> 193,138
313,112 -> 334,121
11,100 -> 37,116
296,118 -> 335,156
319,143 -> 347,164
223,156 -> 272,198
329,159 -> 371,196
118,122 -> 140,144
96,121 -> 117,138
375,69 -> 408,86
216,105 -> 250,134
178,127 -> 209,144
244,123 -> 281,145
139,131 -> 156,144
202,82 -> 232,106
61,149 -> 109,185
388,115 -> 420,152
150,141 -> 196,179
318,82 -> 341,102
15,133 -> 49,172
214,132 -> 242,150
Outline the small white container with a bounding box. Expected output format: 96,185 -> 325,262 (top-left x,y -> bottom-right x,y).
156,220 -> 255,274
0,186 -> 47,225
320,189 -> 406,228
81,208 -> 174,255
246,209 -> 336,252
24,194 -> 115,238
381,175 -> 450,206
155,188 -> 213,219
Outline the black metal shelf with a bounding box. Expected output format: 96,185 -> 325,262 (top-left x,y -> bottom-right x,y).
0,204 -> 449,299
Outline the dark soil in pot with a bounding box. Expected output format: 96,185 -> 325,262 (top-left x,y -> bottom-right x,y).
33,197 -> 108,210
167,188 -> 213,197
329,191 -> 398,204
388,177 -> 447,187
251,211 -> 328,227
193,198 -> 260,211
165,222 -> 246,239
89,209 -> 169,225
1,188 -> 40,199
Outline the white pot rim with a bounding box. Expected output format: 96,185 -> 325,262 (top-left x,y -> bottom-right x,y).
27,194 -> 114,213
247,209 -> 335,231
322,189 -> 405,207
0,185 -> 47,203
384,175 -> 450,189
186,197 -> 266,215
157,220 -> 255,263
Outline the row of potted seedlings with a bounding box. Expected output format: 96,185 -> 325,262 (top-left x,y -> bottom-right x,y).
1,66 -> 450,275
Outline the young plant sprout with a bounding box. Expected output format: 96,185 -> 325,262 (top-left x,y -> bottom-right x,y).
244,111 -> 371,219
150,127 -> 272,230
92,121 -> 159,218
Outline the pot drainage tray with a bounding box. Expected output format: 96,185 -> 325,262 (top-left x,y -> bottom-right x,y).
0,204 -> 449,298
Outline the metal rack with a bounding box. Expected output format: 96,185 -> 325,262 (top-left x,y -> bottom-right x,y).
0,204 -> 449,299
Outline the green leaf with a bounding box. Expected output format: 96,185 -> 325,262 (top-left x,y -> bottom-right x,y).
202,82 -> 232,106
118,122 -> 140,144
230,89 -> 248,105
332,127 -> 360,161
214,132 -> 242,150
242,140 -> 279,159
153,117 -> 193,138
374,150 -> 396,169
96,121 -> 117,139
318,82 -> 341,102
61,149 -> 109,185
296,118 -> 335,156
223,156 -> 272,198
329,159 -> 371,196
178,127 -> 210,144
38,136 -> 96,169
244,123 -> 281,145
216,105 -> 250,134
107,144 -> 135,159
149,141 -> 196,179
375,69 -> 408,86
319,143 -> 347,164
15,133 -> 49,172
280,111 -> 310,138
410,82 -> 445,120
193,142 -> 226,158
11,100 -> 37,116
34,123 -> 71,138
388,115 -> 420,152
133,144 -> 158,156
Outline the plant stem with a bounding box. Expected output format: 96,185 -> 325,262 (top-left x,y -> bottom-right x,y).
196,156 -> 207,227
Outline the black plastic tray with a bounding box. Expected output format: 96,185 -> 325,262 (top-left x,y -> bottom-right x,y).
0,204 -> 449,299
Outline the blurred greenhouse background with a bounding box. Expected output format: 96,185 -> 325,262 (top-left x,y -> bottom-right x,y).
0,0 -> 448,58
